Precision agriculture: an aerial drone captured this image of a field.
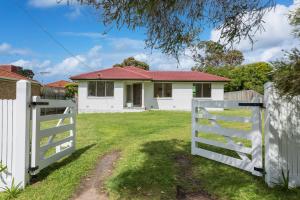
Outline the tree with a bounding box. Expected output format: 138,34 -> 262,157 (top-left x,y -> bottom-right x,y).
289,6 -> 300,38
65,83 -> 78,98
113,57 -> 150,70
16,68 -> 34,79
74,0 -> 275,58
272,49 -> 300,98
271,5 -> 300,98
197,62 -> 272,94
191,41 -> 244,69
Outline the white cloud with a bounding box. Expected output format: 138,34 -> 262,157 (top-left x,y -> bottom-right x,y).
28,0 -> 68,8
28,0 -> 82,19
133,50 -> 195,71
0,43 -> 31,55
45,45 -> 102,76
11,59 -> 51,70
210,3 -> 300,63
108,37 -> 145,51
65,6 -> 82,19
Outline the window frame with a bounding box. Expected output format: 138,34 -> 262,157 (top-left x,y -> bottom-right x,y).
87,81 -> 114,97
153,82 -> 172,98
193,83 -> 212,98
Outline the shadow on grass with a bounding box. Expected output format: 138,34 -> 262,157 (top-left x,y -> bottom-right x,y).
108,139 -> 300,200
31,144 -> 96,183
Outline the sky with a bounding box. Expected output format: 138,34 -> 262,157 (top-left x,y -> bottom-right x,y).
0,0 -> 298,83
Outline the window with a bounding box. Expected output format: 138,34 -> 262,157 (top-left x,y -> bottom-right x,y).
88,81 -> 96,96
154,83 -> 172,98
88,81 -> 114,97
193,83 -> 211,98
126,85 -> 132,102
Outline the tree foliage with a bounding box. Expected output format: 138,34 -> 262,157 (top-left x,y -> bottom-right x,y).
65,83 -> 78,98
195,62 -> 272,94
272,49 -> 300,98
289,5 -> 300,38
191,41 -> 244,69
74,0 -> 274,58
16,68 -> 34,79
113,57 -> 150,70
271,4 -> 300,98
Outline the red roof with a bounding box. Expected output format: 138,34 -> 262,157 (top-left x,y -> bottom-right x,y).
0,68 -> 30,81
70,66 -> 229,82
45,80 -> 72,88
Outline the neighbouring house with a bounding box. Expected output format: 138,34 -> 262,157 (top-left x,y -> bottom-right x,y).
45,80 -> 72,88
0,65 -> 41,99
42,80 -> 72,99
70,66 -> 230,113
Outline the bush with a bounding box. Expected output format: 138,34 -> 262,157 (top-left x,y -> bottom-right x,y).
65,83 -> 78,98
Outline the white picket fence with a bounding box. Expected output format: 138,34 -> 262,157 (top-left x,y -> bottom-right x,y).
264,83 -> 300,187
0,99 -> 15,188
0,80 -> 76,190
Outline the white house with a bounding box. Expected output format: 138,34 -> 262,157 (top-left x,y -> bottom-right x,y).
70,66 -> 229,113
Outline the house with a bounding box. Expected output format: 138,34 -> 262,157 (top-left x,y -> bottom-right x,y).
45,80 -> 72,88
42,80 -> 72,99
0,65 -> 41,99
70,66 -> 229,113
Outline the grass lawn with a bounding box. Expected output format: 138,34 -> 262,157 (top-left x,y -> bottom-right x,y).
1,110 -> 299,199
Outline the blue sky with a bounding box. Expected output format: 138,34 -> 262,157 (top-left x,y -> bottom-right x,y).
0,0 -> 298,83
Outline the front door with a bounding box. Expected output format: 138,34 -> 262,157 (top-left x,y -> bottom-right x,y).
133,83 -> 142,107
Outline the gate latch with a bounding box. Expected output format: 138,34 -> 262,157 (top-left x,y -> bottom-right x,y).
29,166 -> 39,173
254,167 -> 266,175
238,103 -> 264,108
31,102 -> 49,106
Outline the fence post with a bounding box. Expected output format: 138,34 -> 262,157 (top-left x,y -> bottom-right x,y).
264,82 -> 280,187
13,80 -> 31,188
191,100 -> 197,155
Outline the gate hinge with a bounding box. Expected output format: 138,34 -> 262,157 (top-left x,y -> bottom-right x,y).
29,166 -> 39,173
254,167 -> 266,175
238,103 -> 265,108
31,102 -> 49,106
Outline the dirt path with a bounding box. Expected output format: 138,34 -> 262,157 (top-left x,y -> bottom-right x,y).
175,154 -> 216,200
72,151 -> 121,200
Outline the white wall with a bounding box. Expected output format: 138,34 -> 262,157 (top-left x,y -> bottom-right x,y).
78,81 -> 225,112
144,82 -> 225,111
78,81 -> 124,113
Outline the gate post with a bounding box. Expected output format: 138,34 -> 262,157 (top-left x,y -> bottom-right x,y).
13,80 -> 31,188
264,82 -> 280,187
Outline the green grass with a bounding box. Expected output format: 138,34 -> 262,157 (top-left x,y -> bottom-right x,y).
1,110 -> 299,200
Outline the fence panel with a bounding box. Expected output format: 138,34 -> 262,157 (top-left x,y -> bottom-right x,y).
264,83 -> 300,187
0,99 -> 15,189
224,90 -> 263,102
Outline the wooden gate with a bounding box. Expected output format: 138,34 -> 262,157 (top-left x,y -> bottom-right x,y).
30,96 -> 76,174
191,100 -> 263,176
